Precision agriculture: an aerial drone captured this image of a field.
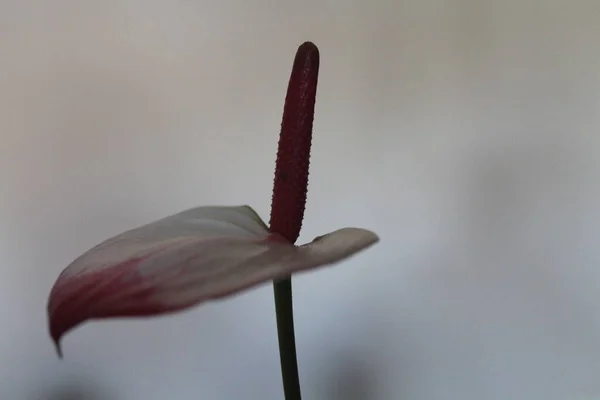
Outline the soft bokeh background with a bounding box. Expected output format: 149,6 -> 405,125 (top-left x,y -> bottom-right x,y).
2,1 -> 600,399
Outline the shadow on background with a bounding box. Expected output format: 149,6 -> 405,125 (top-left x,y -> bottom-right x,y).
317,347 -> 381,400
36,380 -> 119,400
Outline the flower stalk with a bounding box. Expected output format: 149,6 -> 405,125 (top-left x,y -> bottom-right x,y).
269,41 -> 320,400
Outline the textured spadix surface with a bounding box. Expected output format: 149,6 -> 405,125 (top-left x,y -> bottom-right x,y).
47,205 -> 379,356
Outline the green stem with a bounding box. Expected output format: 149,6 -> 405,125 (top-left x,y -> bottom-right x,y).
273,279 -> 302,400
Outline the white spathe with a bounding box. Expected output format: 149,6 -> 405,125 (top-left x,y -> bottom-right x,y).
47,205 -> 379,355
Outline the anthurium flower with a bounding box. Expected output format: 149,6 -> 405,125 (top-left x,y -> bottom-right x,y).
48,205 -> 378,356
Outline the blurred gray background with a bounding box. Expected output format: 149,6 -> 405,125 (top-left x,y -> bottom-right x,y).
2,0 -> 600,399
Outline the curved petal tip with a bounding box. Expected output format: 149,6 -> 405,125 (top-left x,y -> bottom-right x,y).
54,338 -> 63,359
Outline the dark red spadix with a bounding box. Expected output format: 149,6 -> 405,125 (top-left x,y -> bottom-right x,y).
269,41 -> 320,243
